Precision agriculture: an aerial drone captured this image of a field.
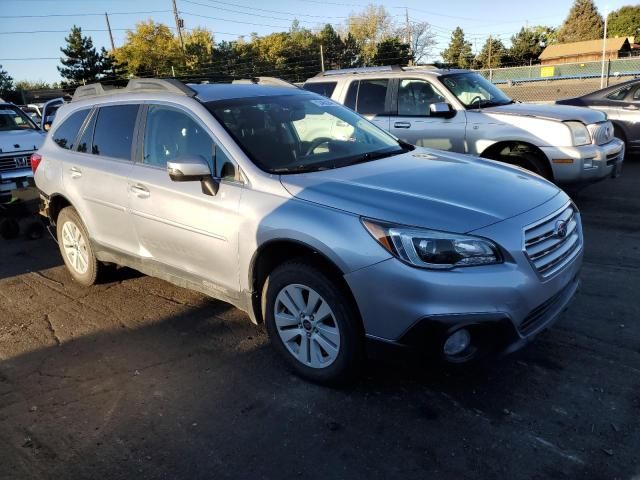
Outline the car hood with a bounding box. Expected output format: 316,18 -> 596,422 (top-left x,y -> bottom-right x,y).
280,148 -> 560,233
0,129 -> 45,155
484,102 -> 605,124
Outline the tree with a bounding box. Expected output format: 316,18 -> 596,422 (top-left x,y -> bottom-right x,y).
607,6 -> 640,39
184,28 -> 214,73
441,27 -> 473,68
556,0 -> 604,43
406,21 -> 436,64
509,28 -> 545,65
0,65 -> 13,97
14,80 -> 51,91
318,24 -> 345,70
115,21 -> 182,77
58,26 -> 102,85
98,48 -> 127,81
347,5 -> 394,64
372,38 -> 412,66
475,37 -> 507,69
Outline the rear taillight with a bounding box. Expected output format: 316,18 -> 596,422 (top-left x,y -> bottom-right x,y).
31,153 -> 42,174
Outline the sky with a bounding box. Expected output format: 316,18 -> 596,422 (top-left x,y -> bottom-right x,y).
0,0 -> 630,83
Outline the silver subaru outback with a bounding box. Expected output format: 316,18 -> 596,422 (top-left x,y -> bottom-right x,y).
34,78 -> 582,383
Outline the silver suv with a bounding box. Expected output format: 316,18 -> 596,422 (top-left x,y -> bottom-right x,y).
35,78 -> 582,383
303,66 -> 625,184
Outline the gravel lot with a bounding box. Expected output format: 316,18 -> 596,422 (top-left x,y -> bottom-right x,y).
1,161 -> 639,480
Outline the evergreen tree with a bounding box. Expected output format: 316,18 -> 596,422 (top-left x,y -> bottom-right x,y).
441,27 -> 473,68
556,0 -> 604,43
318,24 -> 344,70
340,33 -> 362,68
607,6 -> 640,39
475,37 -> 507,69
509,28 -> 545,65
58,26 -> 101,85
0,64 -> 13,97
372,38 -> 412,66
98,48 -> 127,80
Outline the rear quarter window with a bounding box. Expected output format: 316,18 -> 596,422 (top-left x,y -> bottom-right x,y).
303,82 -> 337,98
52,109 -> 90,150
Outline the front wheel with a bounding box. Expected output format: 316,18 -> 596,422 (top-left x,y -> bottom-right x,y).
263,261 -> 364,384
500,151 -> 552,180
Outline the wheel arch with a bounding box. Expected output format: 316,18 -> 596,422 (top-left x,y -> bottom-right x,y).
47,193 -> 73,226
480,140 -> 554,180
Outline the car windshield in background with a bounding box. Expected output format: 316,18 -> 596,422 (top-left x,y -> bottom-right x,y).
207,94 -> 409,174
440,72 -> 513,109
0,106 -> 39,131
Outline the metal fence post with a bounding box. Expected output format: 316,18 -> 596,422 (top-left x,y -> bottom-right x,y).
606,59 -> 611,88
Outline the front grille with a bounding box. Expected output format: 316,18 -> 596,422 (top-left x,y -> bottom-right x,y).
0,155 -> 32,173
524,204 -> 581,279
588,121 -> 614,145
519,275 -> 577,335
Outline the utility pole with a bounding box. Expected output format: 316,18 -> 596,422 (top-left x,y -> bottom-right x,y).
600,7 -> 608,89
172,0 -> 185,52
105,12 -> 115,51
319,44 -> 325,72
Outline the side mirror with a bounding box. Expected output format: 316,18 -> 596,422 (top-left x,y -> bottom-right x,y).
167,155 -> 219,196
430,102 -> 456,119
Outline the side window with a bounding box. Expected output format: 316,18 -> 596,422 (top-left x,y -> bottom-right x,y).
303,82 -> 337,98
632,85 -> 640,101
76,110 -> 96,153
607,85 -> 633,101
344,81 -> 358,110
52,109 -> 90,150
143,105 -> 235,180
92,105 -> 139,160
355,79 -> 389,115
398,79 -> 446,116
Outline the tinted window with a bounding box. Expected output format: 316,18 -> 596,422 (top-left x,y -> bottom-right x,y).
606,85 -> 633,101
76,110 -> 96,153
143,105 -> 234,179
356,79 -> 388,115
92,104 -> 139,160
303,82 -> 337,98
344,81 -> 358,110
52,109 -> 89,149
633,85 -> 640,101
398,79 -> 446,116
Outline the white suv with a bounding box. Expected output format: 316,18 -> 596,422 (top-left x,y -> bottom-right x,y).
303,66 -> 625,184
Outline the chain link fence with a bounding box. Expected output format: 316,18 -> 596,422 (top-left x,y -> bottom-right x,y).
477,57 -> 640,103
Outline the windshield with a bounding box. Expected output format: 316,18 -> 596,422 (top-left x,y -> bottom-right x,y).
440,72 -> 513,109
207,94 -> 409,174
0,106 -> 39,131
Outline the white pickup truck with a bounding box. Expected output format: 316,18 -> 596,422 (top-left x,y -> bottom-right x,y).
303,66 -> 625,184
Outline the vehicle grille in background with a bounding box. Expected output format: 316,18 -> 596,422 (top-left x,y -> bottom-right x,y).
524,204 -> 581,279
588,121 -> 614,145
0,155 -> 31,173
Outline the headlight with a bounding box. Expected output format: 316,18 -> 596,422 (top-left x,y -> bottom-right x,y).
565,121 -> 591,146
362,218 -> 502,269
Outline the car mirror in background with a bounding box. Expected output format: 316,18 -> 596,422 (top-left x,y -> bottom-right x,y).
430,102 -> 456,119
167,154 -> 219,196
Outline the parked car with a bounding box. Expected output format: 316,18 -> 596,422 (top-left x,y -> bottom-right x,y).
303,66 -> 625,184
556,78 -> 640,156
40,97 -> 65,131
19,104 -> 43,124
0,101 -> 46,202
35,78 -> 582,383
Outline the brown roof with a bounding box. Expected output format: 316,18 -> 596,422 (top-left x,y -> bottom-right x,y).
539,37 -> 630,60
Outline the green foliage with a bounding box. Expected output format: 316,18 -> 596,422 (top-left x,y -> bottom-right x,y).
98,48 -> 127,80
607,5 -> 640,39
184,28 -> 214,73
58,26 -> 102,85
509,28 -> 546,65
347,5 -> 394,64
372,38 -> 412,66
475,37 -> 507,69
14,80 -> 51,91
0,64 -> 13,96
556,0 -> 604,43
441,27 -> 474,68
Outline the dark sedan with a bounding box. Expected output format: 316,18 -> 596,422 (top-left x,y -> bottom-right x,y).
557,78 -> 639,156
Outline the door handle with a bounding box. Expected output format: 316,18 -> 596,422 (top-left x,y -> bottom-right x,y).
130,184 -> 150,198
69,166 -> 82,179
394,121 -> 412,129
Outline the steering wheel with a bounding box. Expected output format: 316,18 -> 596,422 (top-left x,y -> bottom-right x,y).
469,96 -> 483,107
305,137 -> 332,156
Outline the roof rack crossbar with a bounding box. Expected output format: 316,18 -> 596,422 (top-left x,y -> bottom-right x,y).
315,65 -> 403,77
71,78 -> 196,102
231,77 -> 299,88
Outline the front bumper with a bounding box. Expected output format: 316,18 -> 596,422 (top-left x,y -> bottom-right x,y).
0,167 -> 34,193
541,138 -> 624,184
345,195 -> 583,361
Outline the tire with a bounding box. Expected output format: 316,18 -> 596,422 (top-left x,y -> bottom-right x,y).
56,206 -> 101,286
501,151 -> 552,180
262,261 -> 364,384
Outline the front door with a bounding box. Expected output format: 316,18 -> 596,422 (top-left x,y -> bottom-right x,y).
128,104 -> 243,297
389,78 -> 467,152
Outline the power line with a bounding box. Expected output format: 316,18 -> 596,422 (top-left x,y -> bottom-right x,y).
186,0 -> 349,19
0,10 -> 172,19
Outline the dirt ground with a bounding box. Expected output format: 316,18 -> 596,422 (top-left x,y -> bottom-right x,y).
0,162 -> 639,480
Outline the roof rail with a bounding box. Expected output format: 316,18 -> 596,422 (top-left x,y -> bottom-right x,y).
71,78 -> 196,102
231,77 -> 299,88
315,65 -> 403,77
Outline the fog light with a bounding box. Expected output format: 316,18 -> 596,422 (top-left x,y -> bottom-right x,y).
443,329 -> 471,356
583,157 -> 595,169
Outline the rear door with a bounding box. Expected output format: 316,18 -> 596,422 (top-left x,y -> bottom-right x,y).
127,103 -> 243,296
343,79 -> 392,132
389,78 -> 467,152
60,103 -> 139,254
